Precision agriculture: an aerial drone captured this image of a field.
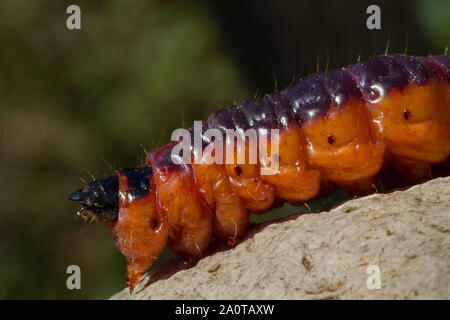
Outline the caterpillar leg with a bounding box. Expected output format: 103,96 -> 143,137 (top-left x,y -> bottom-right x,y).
336,176 -> 380,196
432,156 -> 450,178
387,153 -> 432,185
225,154 -> 275,213
260,127 -> 321,203
222,132 -> 275,213
150,145 -> 213,257
192,162 -> 249,245
378,153 -> 440,190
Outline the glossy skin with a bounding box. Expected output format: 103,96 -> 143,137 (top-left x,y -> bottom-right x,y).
69,55 -> 450,292
107,171 -> 168,291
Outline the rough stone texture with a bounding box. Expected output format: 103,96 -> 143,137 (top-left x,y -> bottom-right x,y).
111,177 -> 450,300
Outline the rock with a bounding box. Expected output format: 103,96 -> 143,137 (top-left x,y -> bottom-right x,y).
110,177 -> 450,300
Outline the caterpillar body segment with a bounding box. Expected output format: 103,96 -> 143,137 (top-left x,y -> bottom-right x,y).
68,54 -> 450,292
107,169 -> 168,291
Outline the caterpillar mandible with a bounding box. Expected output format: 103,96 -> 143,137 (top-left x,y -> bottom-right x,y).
68,54 -> 450,293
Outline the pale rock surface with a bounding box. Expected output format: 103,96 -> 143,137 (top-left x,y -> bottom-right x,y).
111,177 -> 450,299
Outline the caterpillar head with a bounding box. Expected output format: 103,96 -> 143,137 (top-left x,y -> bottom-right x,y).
68,174 -> 119,222
68,167 -> 169,293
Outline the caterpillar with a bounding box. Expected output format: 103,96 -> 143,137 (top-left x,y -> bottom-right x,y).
68,54 -> 450,293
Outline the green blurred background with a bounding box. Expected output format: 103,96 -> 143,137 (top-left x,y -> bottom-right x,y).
0,0 -> 448,299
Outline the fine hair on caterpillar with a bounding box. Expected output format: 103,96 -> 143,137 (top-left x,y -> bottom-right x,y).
69,53 -> 450,293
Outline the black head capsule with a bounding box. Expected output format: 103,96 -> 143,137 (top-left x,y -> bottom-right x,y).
68,167 -> 153,222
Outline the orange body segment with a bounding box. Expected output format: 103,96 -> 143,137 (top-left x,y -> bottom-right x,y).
224,136 -> 275,213
260,126 -> 321,203
107,172 -> 168,292
367,81 -> 450,163
150,146 -> 213,257
302,97 -> 386,186
192,161 -> 249,243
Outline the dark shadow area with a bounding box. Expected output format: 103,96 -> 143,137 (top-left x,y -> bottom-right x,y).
206,0 -> 430,94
